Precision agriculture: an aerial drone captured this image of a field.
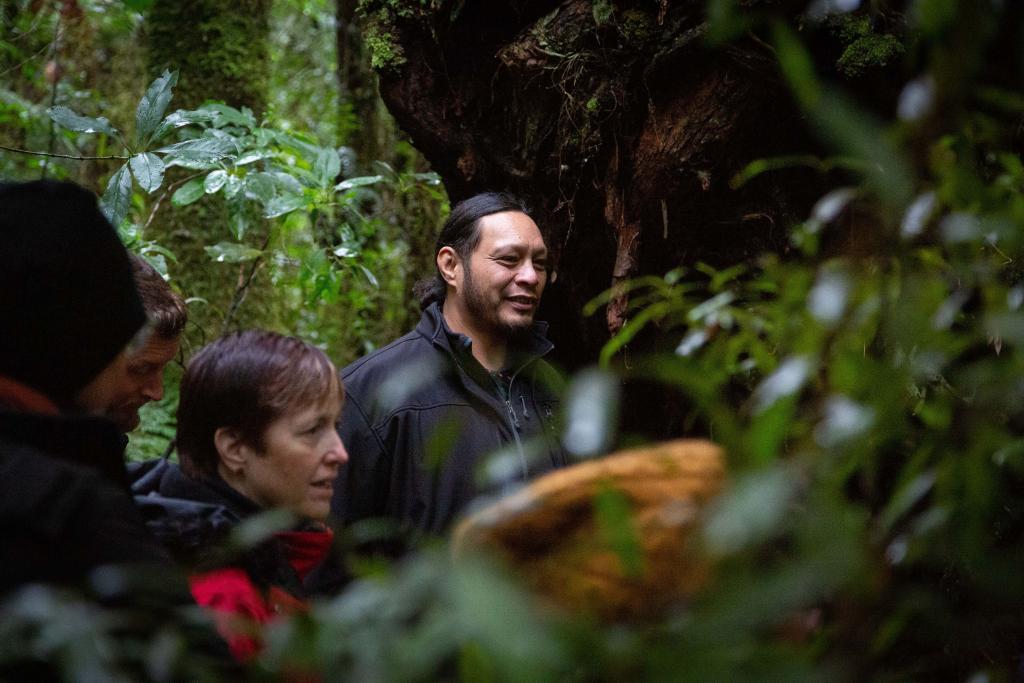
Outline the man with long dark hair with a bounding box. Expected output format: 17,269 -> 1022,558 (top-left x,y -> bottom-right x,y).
332,192 -> 568,534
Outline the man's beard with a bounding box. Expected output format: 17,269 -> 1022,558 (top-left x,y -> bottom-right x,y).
462,264 -> 535,341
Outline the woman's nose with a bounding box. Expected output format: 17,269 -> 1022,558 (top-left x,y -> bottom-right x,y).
325,428 -> 349,464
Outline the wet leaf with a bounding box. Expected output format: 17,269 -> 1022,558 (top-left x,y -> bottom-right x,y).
100,163 -> 133,228
264,193 -> 307,218
128,153 -> 164,194
171,177 -> 205,207
335,175 -> 384,192
136,69 -> 177,145
314,147 -> 341,187
47,106 -> 117,136
203,169 -> 228,194
204,242 -> 263,264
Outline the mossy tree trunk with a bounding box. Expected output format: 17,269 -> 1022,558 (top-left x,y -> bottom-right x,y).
146,0 -> 277,348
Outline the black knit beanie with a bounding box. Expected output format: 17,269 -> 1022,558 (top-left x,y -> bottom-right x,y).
0,180 -> 146,407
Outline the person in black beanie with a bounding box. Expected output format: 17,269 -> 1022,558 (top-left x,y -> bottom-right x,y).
0,179 -> 172,592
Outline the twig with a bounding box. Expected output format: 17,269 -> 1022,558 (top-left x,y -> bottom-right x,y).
220,229 -> 273,336
142,172 -> 204,231
0,144 -> 130,160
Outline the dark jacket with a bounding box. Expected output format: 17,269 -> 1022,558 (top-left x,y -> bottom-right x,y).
129,459 -> 338,661
0,410 -> 170,593
332,302 -> 569,533
129,458 -> 334,594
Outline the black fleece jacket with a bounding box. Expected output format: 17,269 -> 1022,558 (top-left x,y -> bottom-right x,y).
331,302 -> 569,534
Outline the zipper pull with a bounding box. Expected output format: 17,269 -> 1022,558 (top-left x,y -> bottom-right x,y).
505,399 -> 520,430
520,394 -> 529,420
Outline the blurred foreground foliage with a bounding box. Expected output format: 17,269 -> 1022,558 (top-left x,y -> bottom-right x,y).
3,0 -> 1024,681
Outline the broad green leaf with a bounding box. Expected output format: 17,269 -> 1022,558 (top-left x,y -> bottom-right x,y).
100,163 -> 133,228
334,175 -> 384,192
47,106 -> 118,136
204,169 -> 228,194
171,177 -> 206,206
243,172 -> 277,203
149,108 -> 218,143
128,153 -> 165,194
223,174 -> 243,199
136,69 -> 177,145
313,148 -> 341,187
158,136 -> 236,166
200,103 -> 256,129
264,194 -> 306,218
204,242 -> 264,264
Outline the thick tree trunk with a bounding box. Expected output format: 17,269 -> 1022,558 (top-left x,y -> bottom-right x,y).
358,0 -> 823,372
146,0 -> 277,346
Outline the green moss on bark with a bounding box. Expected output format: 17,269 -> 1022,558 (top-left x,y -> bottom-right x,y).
146,0 -> 279,345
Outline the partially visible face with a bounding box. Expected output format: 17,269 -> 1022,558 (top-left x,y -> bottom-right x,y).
458,210 -> 549,338
241,390 -> 347,521
105,334 -> 181,432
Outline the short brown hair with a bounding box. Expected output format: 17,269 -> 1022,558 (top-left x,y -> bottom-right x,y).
176,330 -> 342,480
131,254 -> 187,339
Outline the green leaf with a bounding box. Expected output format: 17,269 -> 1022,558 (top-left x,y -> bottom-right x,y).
243,172 -> 277,203
204,242 -> 264,264
136,69 -> 177,145
149,108 -> 218,143
158,136 -> 236,167
313,147 -> 341,187
171,177 -> 206,206
334,175 -> 384,192
128,153 -> 164,194
358,264 -> 379,288
100,163 -> 133,228
264,193 -> 306,218
200,103 -> 256,129
47,106 -> 118,136
229,211 -> 248,241
204,169 -> 228,194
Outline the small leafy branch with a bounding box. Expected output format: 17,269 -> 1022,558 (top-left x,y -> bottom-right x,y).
39,69 -> 440,281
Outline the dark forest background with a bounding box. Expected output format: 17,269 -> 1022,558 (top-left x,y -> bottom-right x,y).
3,0 -> 1024,680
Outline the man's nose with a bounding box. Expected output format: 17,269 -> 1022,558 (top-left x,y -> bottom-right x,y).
142,374 -> 164,401
516,260 -> 540,286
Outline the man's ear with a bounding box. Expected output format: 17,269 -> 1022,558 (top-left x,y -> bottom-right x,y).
437,246 -> 461,288
214,426 -> 249,476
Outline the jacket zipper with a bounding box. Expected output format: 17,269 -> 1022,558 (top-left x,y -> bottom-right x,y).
504,374 -> 528,478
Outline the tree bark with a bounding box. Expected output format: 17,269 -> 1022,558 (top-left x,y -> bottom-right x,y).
146,0 -> 277,346
358,0 -> 824,370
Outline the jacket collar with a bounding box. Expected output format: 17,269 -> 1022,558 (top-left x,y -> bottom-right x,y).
417,301 -> 554,371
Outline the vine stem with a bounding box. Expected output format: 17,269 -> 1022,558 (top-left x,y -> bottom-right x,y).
0,144 -> 130,161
